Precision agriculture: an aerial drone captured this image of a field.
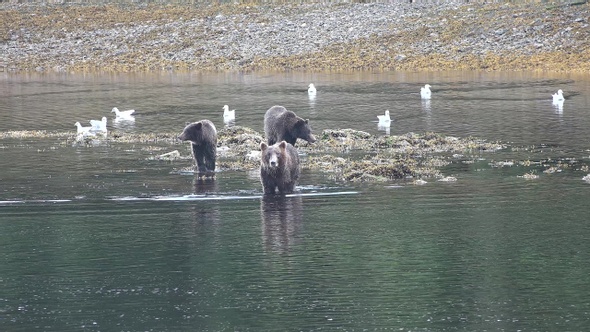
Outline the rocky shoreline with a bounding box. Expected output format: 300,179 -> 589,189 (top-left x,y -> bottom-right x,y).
1,1 -> 589,73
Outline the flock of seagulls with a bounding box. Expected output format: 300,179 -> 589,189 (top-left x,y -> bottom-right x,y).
74,84 -> 567,138
376,84 -> 432,129
74,107 -> 135,138
221,83 -> 317,126
376,84 -> 567,127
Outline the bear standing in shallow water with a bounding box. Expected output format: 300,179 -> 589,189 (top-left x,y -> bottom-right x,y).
178,120 -> 217,176
264,105 -> 316,146
260,141 -> 300,195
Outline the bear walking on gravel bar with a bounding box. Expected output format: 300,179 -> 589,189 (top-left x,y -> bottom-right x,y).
178,120 -> 217,176
264,105 -> 316,146
260,141 -> 300,195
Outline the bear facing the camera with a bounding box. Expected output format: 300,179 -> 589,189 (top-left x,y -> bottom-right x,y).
260,140 -> 300,195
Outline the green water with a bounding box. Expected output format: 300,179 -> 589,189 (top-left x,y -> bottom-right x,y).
1,71 -> 590,330
2,177 -> 589,331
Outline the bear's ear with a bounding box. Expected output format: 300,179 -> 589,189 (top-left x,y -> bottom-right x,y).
278,141 -> 287,150
260,142 -> 268,151
194,122 -> 203,130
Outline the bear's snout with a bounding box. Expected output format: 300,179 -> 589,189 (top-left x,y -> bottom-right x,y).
268,153 -> 279,167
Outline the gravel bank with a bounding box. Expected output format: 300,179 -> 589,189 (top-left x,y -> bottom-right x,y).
1,1 -> 589,72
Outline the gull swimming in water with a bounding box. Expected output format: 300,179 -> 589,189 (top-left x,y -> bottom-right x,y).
552,89 -> 564,104
223,105 -> 236,123
74,122 -> 95,136
377,110 -> 391,126
421,84 -> 432,99
90,116 -> 107,132
308,83 -> 317,94
308,83 -> 317,103
111,107 -> 135,118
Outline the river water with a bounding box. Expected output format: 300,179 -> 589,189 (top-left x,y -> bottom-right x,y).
1,71 -> 590,331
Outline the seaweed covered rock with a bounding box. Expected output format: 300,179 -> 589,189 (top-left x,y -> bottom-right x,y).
313,129 -> 375,153
0,126 -> 506,182
374,132 -> 504,153
306,153 -> 442,182
216,126 -> 264,171
217,126 -> 264,152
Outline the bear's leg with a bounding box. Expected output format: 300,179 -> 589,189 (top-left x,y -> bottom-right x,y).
277,181 -> 295,194
261,176 -> 277,195
263,185 -> 276,195
204,144 -> 216,173
192,144 -> 208,173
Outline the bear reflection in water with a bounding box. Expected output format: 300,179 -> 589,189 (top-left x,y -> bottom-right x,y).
260,195 -> 303,253
189,177 -> 221,232
193,176 -> 218,195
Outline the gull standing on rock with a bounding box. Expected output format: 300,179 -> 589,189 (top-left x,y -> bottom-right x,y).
421,84 -> 432,99
111,107 -> 135,119
223,105 -> 236,124
552,89 -> 564,104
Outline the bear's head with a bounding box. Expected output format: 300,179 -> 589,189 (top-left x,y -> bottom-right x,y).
178,121 -> 204,143
295,118 -> 316,143
261,141 -> 288,169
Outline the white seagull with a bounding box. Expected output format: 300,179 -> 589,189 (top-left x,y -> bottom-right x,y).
90,116 -> 107,132
111,107 -> 135,118
223,105 -> 236,123
421,84 -> 432,99
377,110 -> 391,126
552,89 -> 564,104
74,122 -> 95,136
308,83 -> 317,94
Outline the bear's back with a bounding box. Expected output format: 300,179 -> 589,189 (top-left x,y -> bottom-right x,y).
264,105 -> 291,122
180,120 -> 217,144
264,105 -> 299,145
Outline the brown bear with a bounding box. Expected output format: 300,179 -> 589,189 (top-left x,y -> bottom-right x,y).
178,120 -> 217,175
260,140 -> 300,195
263,105 -> 316,146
